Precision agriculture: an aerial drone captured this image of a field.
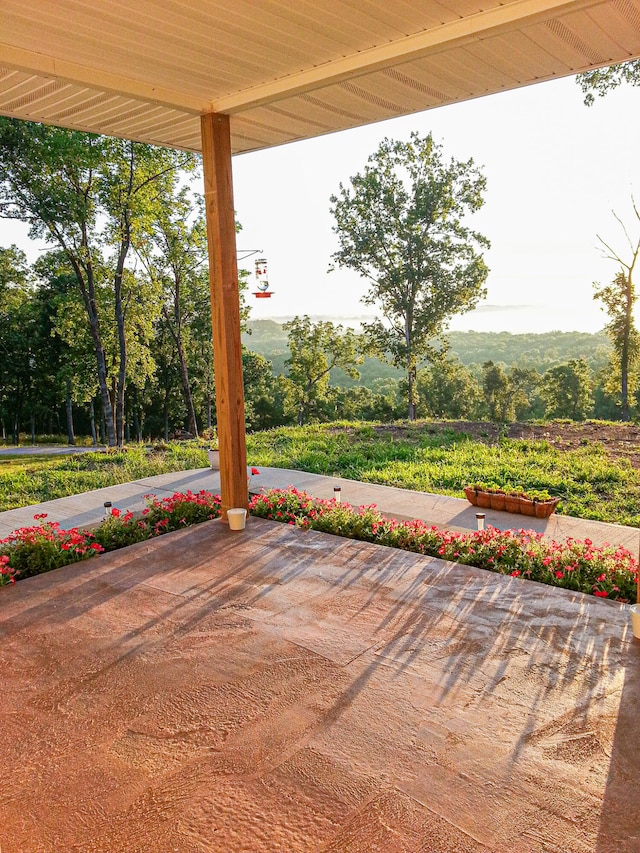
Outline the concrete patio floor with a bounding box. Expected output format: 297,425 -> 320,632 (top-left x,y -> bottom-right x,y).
1,516 -> 638,852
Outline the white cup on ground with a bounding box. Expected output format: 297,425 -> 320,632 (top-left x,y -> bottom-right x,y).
227,508 -> 247,530
630,604 -> 640,640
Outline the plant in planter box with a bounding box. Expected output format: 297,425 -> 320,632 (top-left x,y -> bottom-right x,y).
465,483 -> 505,510
527,489 -> 560,518
463,484 -> 560,518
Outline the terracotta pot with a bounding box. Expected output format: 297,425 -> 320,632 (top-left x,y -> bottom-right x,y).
489,491 -> 506,511
504,495 -> 520,514
463,486 -> 478,506
476,490 -> 492,509
534,498 -> 559,519
518,496 -> 536,516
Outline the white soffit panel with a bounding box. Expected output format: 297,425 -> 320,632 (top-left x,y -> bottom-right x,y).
0,0 -> 639,153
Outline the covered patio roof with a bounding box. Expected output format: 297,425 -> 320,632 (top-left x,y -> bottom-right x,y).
2,0 -> 640,154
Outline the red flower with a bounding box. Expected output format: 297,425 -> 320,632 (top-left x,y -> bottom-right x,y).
593,590 -> 609,598
33,513 -> 48,520
250,467 -> 260,475
110,507 -> 121,518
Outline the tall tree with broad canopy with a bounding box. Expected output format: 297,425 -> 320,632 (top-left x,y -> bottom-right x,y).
136,186 -> 206,438
593,202 -> 640,421
0,118 -> 194,446
136,181 -> 252,440
330,132 -> 490,419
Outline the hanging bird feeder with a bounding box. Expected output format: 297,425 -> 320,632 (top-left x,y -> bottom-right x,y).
253,257 -> 273,298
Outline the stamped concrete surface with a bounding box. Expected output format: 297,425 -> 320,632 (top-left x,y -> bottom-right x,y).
0,517 -> 638,852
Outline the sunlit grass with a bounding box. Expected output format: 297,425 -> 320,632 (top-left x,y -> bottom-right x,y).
2,423 -> 640,527
246,423 -> 640,527
0,444 -> 208,511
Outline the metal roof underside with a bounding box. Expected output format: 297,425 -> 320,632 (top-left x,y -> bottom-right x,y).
1,0 -> 640,154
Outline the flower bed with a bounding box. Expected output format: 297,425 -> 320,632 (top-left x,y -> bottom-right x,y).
0,490 -> 221,585
1,488 -> 637,604
250,488 -> 637,603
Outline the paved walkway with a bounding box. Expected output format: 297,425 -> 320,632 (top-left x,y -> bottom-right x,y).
0,445 -> 106,456
1,464 -> 638,552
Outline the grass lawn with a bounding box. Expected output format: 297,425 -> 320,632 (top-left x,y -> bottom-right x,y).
0,444 -> 208,512
246,422 -> 640,527
2,421 -> 640,527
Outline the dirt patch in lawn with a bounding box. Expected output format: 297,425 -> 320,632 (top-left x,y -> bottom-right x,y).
370,420 -> 640,468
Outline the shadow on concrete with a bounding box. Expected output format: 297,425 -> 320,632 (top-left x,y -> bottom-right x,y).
1,517 -> 636,850
596,641 -> 640,852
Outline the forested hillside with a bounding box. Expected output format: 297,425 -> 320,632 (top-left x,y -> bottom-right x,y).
243,320 -> 611,386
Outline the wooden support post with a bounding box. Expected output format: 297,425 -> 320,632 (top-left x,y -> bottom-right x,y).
201,112 -> 247,517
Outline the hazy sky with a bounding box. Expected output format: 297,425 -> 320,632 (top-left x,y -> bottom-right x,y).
3,73 -> 640,334
232,74 -> 640,334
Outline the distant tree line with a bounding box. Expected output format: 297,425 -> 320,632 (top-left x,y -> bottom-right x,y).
5,230 -> 631,443
1,115 -> 638,442
262,320 -> 632,425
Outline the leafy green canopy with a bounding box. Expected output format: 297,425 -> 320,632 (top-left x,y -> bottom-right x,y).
330,132 -> 489,419
283,315 -> 363,425
577,59 -> 640,105
540,358 -> 594,420
0,118 -> 195,446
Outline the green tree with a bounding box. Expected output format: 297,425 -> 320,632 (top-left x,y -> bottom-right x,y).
0,246 -> 35,442
417,355 -> 482,419
482,361 -> 538,422
0,118 -> 193,445
540,358 -> 594,420
593,204 -> 640,421
330,132 -> 489,420
31,253 -> 88,444
577,60 -> 640,105
137,186 -> 207,437
242,349 -> 288,430
331,384 -> 403,422
283,316 -> 363,425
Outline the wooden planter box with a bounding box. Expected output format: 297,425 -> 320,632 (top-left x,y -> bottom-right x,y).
463,486 -> 478,505
504,494 -> 520,513
464,487 -> 559,518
